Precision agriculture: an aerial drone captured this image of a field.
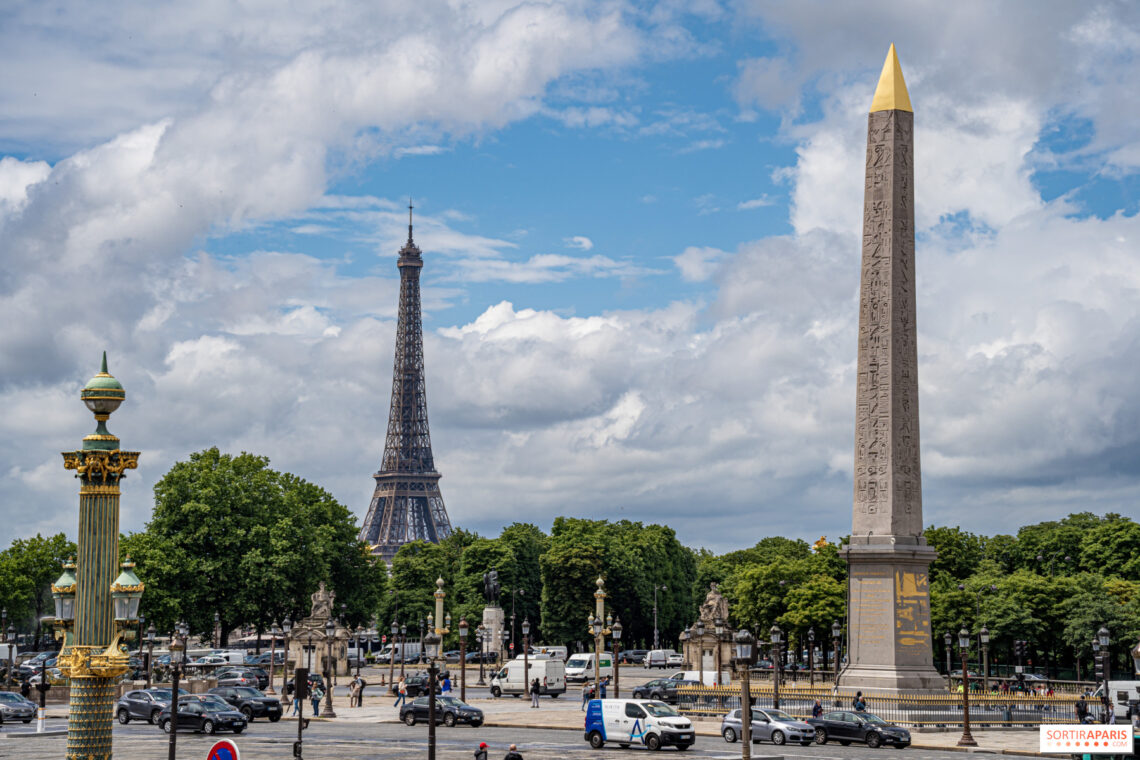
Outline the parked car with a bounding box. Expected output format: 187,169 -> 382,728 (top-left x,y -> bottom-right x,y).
400,695 -> 484,727
643,649 -> 677,669
0,691 -> 36,724
404,672 -> 444,698
156,700 -> 246,735
465,651 -> 498,664
806,710 -> 911,748
721,708 -> 815,746
215,667 -> 268,689
245,652 -> 285,666
620,649 -> 648,665
208,686 -> 283,722
666,653 -> 683,667
749,659 -> 774,671
631,678 -> 700,704
195,655 -> 231,666
443,650 -> 463,663
115,688 -> 187,725
243,667 -> 270,689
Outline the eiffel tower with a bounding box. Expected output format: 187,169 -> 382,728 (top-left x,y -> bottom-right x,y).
359,202 -> 453,562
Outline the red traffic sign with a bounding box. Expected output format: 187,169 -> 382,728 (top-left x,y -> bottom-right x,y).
509,642 -> 514,650
382,635 -> 388,643
207,739 -> 240,760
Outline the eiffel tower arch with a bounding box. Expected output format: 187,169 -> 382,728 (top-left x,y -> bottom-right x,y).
359,203 -> 453,562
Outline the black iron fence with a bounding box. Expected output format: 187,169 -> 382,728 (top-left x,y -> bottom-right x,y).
676,683 -> 1109,728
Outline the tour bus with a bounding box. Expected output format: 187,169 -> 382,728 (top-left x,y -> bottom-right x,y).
584,698 -> 695,751
490,655 -> 566,698
565,652 -> 613,682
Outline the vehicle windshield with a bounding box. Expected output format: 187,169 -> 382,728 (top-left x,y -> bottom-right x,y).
862,713 -> 887,725
203,702 -> 233,712
765,710 -> 796,722
233,688 -> 262,697
437,697 -> 463,706
566,657 -> 589,668
0,692 -> 25,703
644,702 -> 679,717
148,689 -> 187,699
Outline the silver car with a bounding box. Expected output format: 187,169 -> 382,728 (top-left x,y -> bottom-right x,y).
720,707 -> 815,746
0,691 -> 36,724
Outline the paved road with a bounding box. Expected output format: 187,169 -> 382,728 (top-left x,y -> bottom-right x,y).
6,718 -> 1013,760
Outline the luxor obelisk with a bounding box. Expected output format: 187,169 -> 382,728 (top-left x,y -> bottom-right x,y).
837,45 -> 944,692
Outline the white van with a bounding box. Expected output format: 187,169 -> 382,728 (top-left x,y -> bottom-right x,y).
533,645 -> 568,661
566,652 -> 613,682
490,655 -> 566,698
644,649 -> 677,669
666,669 -> 726,686
584,699 -> 695,750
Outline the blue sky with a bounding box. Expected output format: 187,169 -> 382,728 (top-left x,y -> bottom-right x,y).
2,1 -> 1140,552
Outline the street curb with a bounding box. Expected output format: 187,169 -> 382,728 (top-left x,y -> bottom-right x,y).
2,730 -> 69,738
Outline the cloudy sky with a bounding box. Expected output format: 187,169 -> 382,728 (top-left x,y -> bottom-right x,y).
3,1 -> 1139,553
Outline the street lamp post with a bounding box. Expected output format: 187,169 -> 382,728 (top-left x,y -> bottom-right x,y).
653,584 -> 668,650
979,626 -> 990,694
587,577 -> 610,690
611,618 -> 623,698
145,623 -> 156,689
5,624 -> 14,689
1098,625 -> 1111,686
214,611 -> 221,648
522,617 -> 531,702
168,621 -> 189,760
770,625 -> 783,710
354,625 -> 364,678
510,588 -> 524,657
458,617 -> 468,701
733,630 -> 756,760
944,632 -> 953,687
1036,552 -> 1071,577
266,620 -> 281,695
281,617 -> 293,697
426,577 -> 451,760
389,620 -> 398,690
713,617 -> 724,685
831,620 -> 842,682
696,619 -> 706,686
957,626 -> 977,747
808,627 -> 816,687
323,618 -> 338,718
501,629 -> 510,671
58,355 -> 141,760
475,626 -> 486,686
400,623 -> 408,681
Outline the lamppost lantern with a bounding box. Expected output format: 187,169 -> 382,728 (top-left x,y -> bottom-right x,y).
1098,625 -> 1110,649
1092,637 -> 1101,654
283,616 -> 292,636
733,629 -> 755,664
521,618 -> 530,637
696,619 -> 705,638
714,617 -> 724,636
391,620 -> 399,637
591,617 -> 603,638
979,626 -> 990,646
770,625 -> 782,645
808,627 -> 815,644
610,618 -> 622,641
944,631 -> 952,648
110,557 -> 144,624
958,626 -> 970,651
51,559 -> 77,626
444,613 -> 452,631
325,618 -> 336,637
146,623 -> 156,644
459,617 -> 469,640
832,620 -> 841,638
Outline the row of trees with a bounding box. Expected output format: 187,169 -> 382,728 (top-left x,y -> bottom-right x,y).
2,443 -> 1136,678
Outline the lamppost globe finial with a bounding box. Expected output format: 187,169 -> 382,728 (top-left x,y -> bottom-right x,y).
81,352 -> 126,450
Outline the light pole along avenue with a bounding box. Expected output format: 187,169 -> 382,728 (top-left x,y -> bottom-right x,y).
957,626 -> 976,747
733,629 -> 756,760
769,625 -> 783,710
458,617 -> 468,701
522,617 -> 531,702
653,584 -> 667,651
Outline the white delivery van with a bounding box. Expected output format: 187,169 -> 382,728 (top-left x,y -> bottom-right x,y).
644,649 -> 677,669
584,698 -> 695,751
565,652 -> 613,682
490,655 -> 566,698
534,645 -> 568,661
665,669 -> 726,686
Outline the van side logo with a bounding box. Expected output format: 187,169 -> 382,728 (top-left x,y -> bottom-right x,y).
629,719 -> 646,742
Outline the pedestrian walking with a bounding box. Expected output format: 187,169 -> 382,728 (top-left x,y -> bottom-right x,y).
358,676 -> 368,706
599,676 -> 608,699
812,699 -> 823,718
311,683 -> 324,717
290,681 -> 301,716
530,677 -> 541,708
20,680 -> 31,700
1105,700 -> 1115,724
349,675 -> 362,707
503,744 -> 524,760
581,681 -> 591,711
395,677 -> 408,708
1076,695 -> 1089,723
474,742 -> 489,760
442,674 -> 452,695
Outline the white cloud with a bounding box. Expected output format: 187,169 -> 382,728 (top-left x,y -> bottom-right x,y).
673,246 -> 728,282
737,196 -> 774,210
564,235 -> 594,251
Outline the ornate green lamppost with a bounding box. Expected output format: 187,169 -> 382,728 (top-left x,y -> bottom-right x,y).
58,352 -> 141,760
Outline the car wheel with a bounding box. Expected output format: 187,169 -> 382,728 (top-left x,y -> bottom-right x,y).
443,713 -> 456,727
22,719 -> 32,724
866,732 -> 882,749
677,745 -> 690,751
233,728 -> 244,734
645,733 -> 662,751
892,744 -> 908,749
470,721 -> 483,728
269,715 -> 281,723
490,686 -> 501,698
117,708 -> 131,724
550,693 -> 559,699
722,727 -> 738,743
241,707 -> 253,722
814,728 -> 827,745
150,709 -> 162,725
589,730 -> 605,749
771,730 -> 786,746
404,712 -> 416,726
161,719 -> 172,734
203,720 -> 216,735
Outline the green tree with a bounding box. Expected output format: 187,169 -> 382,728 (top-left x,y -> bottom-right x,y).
0,533 -> 76,647
924,525 -> 985,583
1078,518 -> 1140,581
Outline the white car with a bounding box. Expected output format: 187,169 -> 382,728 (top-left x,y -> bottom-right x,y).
195,655 -> 230,665
667,653 -> 683,666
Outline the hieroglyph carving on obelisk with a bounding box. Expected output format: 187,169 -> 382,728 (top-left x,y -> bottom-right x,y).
838,45 -> 944,692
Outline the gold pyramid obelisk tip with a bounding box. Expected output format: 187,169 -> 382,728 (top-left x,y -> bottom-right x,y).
869,43 -> 913,113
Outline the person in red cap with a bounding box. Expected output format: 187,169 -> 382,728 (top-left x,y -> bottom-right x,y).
474,742 -> 488,760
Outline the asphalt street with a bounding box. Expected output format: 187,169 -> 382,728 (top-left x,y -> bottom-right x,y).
6,717 -> 1019,760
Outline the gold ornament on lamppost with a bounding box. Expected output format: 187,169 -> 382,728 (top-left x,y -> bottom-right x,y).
59,353 -> 142,760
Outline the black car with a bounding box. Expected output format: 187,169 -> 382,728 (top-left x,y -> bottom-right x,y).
215,668 -> 266,689
807,710 -> 911,748
208,686 -> 283,722
157,700 -> 247,735
631,678 -> 699,704
404,673 -> 445,698
620,649 -> 648,665
400,696 -> 484,727
115,688 -> 189,725
464,651 -> 498,664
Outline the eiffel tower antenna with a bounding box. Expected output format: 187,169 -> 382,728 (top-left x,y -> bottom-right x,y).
358,196 -> 452,562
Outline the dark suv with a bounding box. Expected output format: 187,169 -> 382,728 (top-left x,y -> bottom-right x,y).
115,688 -> 189,724
208,686 -> 283,722
156,699 -> 246,735
631,678 -> 699,704
215,668 -> 267,689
